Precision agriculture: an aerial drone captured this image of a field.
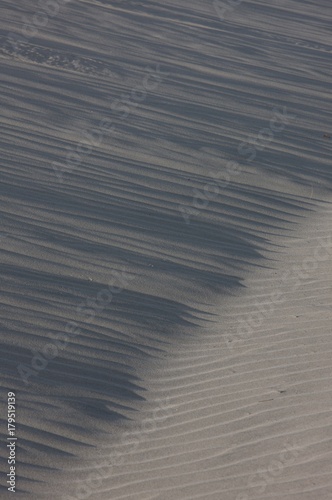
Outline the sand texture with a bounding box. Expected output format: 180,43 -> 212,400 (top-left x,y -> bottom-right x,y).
0,0 -> 331,498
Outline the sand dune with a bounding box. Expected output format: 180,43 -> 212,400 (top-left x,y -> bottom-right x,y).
0,0 -> 331,498
97,201 -> 331,500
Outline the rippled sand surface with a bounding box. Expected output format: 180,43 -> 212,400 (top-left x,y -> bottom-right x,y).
0,1 -> 331,498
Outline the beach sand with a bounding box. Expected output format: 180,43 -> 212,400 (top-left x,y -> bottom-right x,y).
0,0 -> 331,498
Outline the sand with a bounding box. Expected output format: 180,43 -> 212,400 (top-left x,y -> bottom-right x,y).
0,0 -> 331,498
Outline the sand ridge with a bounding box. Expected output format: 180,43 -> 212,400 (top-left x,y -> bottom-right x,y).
0,0 -> 331,498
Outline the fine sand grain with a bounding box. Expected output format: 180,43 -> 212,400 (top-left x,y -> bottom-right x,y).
0,0 -> 331,498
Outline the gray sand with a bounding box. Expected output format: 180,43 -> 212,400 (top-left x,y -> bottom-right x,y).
0,0 -> 331,498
